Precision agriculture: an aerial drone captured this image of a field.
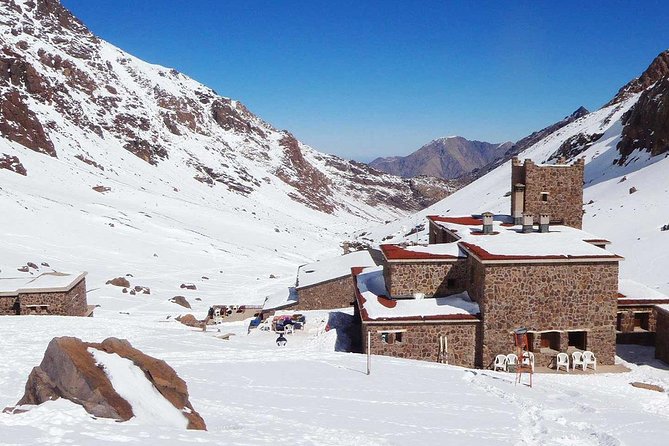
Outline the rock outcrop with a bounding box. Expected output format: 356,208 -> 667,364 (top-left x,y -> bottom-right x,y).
14,336 -> 206,430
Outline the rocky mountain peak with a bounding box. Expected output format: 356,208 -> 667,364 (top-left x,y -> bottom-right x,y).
608,49 -> 669,106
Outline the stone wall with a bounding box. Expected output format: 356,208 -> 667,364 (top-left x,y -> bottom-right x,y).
386,260 -> 468,297
511,158 -> 584,229
655,308 -> 669,364
17,278 -> 88,316
295,276 -> 355,310
616,304 -> 658,345
0,295 -> 18,315
617,305 -> 657,333
361,321 -> 480,368
428,221 -> 458,244
475,261 -> 618,367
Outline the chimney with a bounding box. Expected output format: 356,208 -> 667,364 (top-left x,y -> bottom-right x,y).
482,212 -> 494,234
512,184 -> 525,225
539,213 -> 550,233
522,212 -> 534,233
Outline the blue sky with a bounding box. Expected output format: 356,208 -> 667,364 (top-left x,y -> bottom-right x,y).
62,0 -> 669,161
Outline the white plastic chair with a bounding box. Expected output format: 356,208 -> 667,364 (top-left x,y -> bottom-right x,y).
493,354 -> 508,372
521,351 -> 535,372
284,324 -> 294,335
582,351 -> 597,371
572,351 -> 585,371
556,352 -> 569,372
506,353 -> 518,371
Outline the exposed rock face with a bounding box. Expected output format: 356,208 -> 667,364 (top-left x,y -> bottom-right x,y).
15,336 -> 206,430
0,153 -> 27,175
549,132 -> 603,162
617,77 -> 669,164
608,50 -> 669,106
370,136 -> 512,179
0,0 -> 453,218
463,106 -> 590,182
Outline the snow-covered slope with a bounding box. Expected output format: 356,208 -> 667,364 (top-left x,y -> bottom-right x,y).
0,0 -> 460,306
361,53 -> 669,294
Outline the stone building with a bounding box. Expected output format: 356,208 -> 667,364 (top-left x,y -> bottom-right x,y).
349,158 -> 658,369
293,250 -> 376,310
0,272 -> 91,316
654,306 -> 669,364
510,157 -> 584,228
357,214 -> 623,368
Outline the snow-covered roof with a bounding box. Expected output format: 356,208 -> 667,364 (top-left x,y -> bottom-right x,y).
0,272 -> 86,297
296,250 -> 376,289
618,279 -> 669,304
382,243 -> 466,261
418,215 -> 622,263
353,266 -> 480,322
262,287 -> 298,311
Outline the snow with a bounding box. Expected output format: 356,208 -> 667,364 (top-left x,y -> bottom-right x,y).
262,287 -> 298,311
3,313 -> 669,444
618,279 -> 669,301
433,218 -> 618,259
296,250 -> 376,289
355,266 -> 480,318
403,243 -> 466,257
89,348 -> 189,429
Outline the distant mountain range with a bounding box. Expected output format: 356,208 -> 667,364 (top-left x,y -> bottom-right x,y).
369,137 -> 513,179
368,107 -> 591,180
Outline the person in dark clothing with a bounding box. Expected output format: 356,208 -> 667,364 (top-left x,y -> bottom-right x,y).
202,306 -> 215,332
276,334 -> 287,346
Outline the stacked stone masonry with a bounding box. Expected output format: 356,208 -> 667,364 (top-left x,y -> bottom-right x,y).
0,278 -> 87,316
362,321 -> 480,368
511,158 -> 584,229
474,262 -> 618,368
295,276 -> 355,310
387,260 -> 468,297
654,308 -> 669,363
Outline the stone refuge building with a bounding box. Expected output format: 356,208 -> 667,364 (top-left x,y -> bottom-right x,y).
0,272 -> 91,316
355,214 -> 623,368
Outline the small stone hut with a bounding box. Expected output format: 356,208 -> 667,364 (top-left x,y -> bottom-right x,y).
0,272 -> 90,316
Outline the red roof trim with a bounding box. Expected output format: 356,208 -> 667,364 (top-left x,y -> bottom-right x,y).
618,299 -> 669,306
459,242 -> 623,262
380,244 -> 460,261
428,215 -> 482,226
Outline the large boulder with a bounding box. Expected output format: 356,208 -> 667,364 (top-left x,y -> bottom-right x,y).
106,277 -> 130,288
14,337 -> 206,430
169,296 -> 191,309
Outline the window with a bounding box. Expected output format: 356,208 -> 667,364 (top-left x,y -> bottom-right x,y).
568,331 -> 587,350
634,313 -> 650,331
540,332 -> 560,352
540,192 -> 549,202
380,331 -> 405,344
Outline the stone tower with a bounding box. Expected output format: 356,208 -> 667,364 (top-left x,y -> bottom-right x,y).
510,157 -> 584,229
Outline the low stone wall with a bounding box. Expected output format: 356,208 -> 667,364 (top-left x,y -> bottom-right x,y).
655,307 -> 669,364
361,321 -> 480,368
295,276 -> 355,310
387,260 -> 468,297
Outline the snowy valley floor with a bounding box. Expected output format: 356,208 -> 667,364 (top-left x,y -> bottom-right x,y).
2,300 -> 669,446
